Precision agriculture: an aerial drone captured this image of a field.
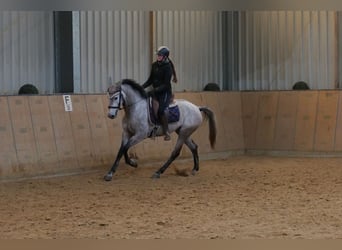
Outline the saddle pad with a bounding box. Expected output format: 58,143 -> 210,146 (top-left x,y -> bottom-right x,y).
148,98 -> 180,124
168,105 -> 180,123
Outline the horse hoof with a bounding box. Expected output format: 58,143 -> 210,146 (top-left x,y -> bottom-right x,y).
191,169 -> 198,176
151,173 -> 160,179
104,174 -> 112,181
128,160 -> 138,168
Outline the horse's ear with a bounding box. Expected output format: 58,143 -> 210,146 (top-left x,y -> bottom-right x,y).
107,84 -> 115,93
107,76 -> 113,92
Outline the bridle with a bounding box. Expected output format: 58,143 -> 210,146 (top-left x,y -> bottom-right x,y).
108,88 -> 123,110
107,87 -> 145,111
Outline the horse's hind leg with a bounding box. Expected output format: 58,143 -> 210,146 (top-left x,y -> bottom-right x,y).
152,139 -> 184,179
184,138 -> 199,175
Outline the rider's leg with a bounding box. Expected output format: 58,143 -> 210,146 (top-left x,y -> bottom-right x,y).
160,109 -> 170,141
157,92 -> 171,141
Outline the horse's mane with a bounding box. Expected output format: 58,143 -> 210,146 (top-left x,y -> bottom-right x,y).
121,79 -> 148,98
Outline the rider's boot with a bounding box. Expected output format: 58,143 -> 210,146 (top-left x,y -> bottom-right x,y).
160,112 -> 171,141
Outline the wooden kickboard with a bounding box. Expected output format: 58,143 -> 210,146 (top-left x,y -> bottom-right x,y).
175,92 -> 203,106
0,97 -> 18,178
255,92 -> 279,150
273,91 -> 298,150
68,95 -> 95,169
314,91 -> 339,152
85,95 -> 112,166
48,95 -> 79,172
8,96 -> 38,175
294,91 -> 319,151
241,92 -> 260,149
217,92 -> 244,150
333,91 -> 342,151
29,96 -> 59,173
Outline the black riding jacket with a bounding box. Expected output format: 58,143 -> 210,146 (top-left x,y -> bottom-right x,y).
142,59 -> 173,95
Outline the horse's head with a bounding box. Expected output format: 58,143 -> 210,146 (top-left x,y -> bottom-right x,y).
107,83 -> 122,119
107,79 -> 148,119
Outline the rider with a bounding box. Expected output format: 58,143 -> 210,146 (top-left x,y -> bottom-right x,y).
142,46 -> 177,141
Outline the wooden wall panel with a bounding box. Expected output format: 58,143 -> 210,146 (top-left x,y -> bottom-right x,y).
49,96 -> 78,172
0,97 -> 18,178
69,95 -> 95,169
241,92 -> 260,149
8,96 -> 38,175
294,91 -> 319,151
5,90 -> 342,181
314,91 -> 339,151
85,95 -> 112,167
334,91 -> 342,151
217,92 -> 244,150
273,91 -> 298,150
29,96 -> 59,173
255,92 -> 279,150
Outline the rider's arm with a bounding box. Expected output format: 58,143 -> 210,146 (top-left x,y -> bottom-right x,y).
142,67 -> 153,89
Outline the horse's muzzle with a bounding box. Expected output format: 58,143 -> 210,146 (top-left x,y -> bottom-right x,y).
107,113 -> 115,119
107,109 -> 118,119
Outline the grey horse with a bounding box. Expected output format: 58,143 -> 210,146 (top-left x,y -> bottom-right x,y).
104,79 -> 217,181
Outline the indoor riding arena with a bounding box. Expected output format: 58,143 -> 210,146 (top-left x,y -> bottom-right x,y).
1,9 -> 342,240
1,91 -> 342,239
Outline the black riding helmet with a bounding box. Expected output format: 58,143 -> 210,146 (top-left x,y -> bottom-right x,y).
157,46 -> 170,57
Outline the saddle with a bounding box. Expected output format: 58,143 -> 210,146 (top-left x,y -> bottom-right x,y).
148,97 -> 180,125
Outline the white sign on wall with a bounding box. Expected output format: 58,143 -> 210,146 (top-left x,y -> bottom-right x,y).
63,95 -> 73,112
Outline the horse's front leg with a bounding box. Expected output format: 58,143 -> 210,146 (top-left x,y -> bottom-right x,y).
104,129 -> 131,181
104,133 -> 145,181
104,142 -> 127,181
124,151 -> 138,168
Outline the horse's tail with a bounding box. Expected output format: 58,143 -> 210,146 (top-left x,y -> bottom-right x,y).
199,107 -> 217,149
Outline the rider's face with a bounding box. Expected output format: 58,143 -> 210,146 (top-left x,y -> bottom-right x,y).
157,54 -> 164,61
